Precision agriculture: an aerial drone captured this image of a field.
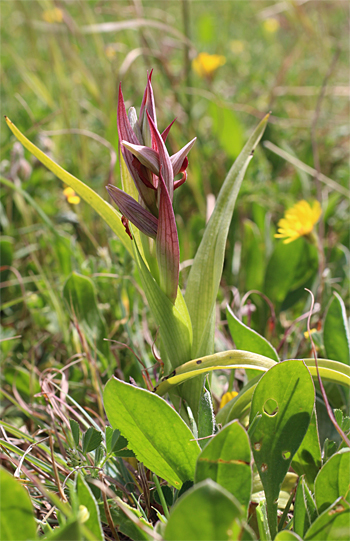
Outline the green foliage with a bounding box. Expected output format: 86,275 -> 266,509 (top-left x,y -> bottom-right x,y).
103,377 -> 200,487
195,420 -> 252,512
164,479 -> 246,541
0,467 -> 37,541
76,474 -> 104,541
226,305 -> 279,361
63,272 -> 110,361
324,292 -> 350,365
249,360 -> 315,538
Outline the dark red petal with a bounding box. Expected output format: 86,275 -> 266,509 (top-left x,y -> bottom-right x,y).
107,185 -> 158,238
156,167 -> 179,303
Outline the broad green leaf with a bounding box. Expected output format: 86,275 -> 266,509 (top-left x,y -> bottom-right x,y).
294,476 -> 318,538
103,377 -> 200,488
323,292 -> 350,365
185,114 -> 269,361
226,305 -> 279,361
195,420 -> 252,512
63,272 -> 109,361
0,467 -> 37,541
134,242 -> 192,372
76,474 -> 104,541
304,499 -> 350,540
164,479 -> 244,541
5,117 -> 133,257
314,449 -> 350,513
292,408 -> 321,490
82,427 -> 103,454
264,237 -> 318,308
197,386 -> 216,449
275,532 -> 303,541
249,360 -> 315,539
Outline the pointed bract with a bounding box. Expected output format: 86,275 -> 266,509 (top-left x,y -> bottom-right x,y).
171,138 -> 197,176
156,168 -> 180,303
161,118 -> 176,143
107,185 -> 158,239
121,141 -> 160,175
140,70 -> 157,148
147,111 -> 174,201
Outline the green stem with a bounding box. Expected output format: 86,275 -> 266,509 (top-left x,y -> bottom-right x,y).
153,474 -> 170,519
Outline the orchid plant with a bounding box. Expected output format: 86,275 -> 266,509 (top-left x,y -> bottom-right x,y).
5,72 -> 350,541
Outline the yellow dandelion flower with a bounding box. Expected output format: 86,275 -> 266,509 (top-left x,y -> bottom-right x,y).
192,52 -> 226,79
275,200 -> 321,244
63,187 -> 80,205
219,391 -> 238,409
263,18 -> 280,33
42,8 -> 64,24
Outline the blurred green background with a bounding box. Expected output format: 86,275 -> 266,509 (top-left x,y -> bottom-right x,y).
1,0 -> 349,396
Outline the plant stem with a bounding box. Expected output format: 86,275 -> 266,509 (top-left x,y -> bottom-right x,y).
153,473 -> 170,519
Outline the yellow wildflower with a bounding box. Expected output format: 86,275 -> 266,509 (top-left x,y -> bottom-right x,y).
275,200 -> 321,244
220,391 -> 238,409
63,187 -> 80,205
42,8 -> 64,24
263,18 -> 280,33
192,53 -> 226,79
304,328 -> 317,339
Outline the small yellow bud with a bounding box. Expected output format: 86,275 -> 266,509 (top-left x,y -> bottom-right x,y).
220,391 -> 238,409
78,505 -> 90,524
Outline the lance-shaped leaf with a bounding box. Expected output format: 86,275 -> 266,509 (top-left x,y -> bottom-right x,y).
117,85 -> 157,213
185,114 -> 270,359
107,185 -> 158,238
147,111 -> 174,200
5,117 -> 134,258
171,138 -> 197,176
182,114 -> 269,421
156,169 -> 180,303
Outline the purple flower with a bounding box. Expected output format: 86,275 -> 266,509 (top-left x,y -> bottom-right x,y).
107,72 -> 196,302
